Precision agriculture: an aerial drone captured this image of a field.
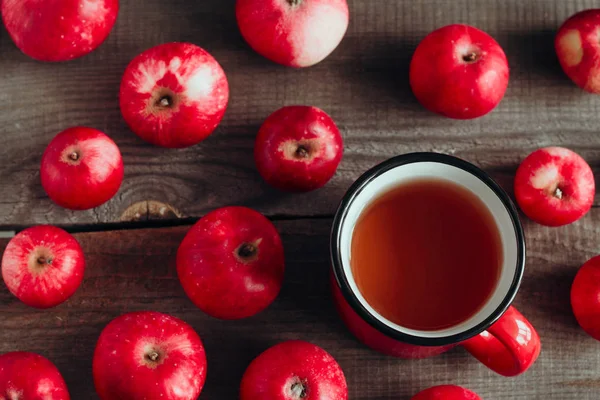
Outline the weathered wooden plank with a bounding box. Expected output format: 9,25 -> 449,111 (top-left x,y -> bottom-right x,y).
0,215 -> 599,398
1,0 -> 600,226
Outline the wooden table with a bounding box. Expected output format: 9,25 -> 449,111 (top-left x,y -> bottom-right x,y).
1,0 -> 600,398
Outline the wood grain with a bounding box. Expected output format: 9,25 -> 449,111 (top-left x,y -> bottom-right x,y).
0,215 -> 599,399
1,0 -> 600,226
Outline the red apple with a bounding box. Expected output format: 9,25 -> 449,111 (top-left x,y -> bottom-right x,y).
1,0 -> 118,62
556,9 -> 600,93
514,147 -> 595,227
236,0 -> 349,67
409,24 -> 509,119
120,42 -> 229,148
93,311 -> 206,400
571,255 -> 600,341
40,127 -> 124,210
412,385 -> 481,400
2,225 -> 85,309
254,106 -> 343,192
177,206 -> 284,320
240,340 -> 347,400
0,351 -> 70,399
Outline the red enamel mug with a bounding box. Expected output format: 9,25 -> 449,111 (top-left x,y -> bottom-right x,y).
330,153 -> 541,377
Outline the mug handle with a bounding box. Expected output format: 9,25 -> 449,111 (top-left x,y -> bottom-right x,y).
461,306 -> 541,377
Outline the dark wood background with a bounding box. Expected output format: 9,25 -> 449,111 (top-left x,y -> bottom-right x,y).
1,0 -> 600,398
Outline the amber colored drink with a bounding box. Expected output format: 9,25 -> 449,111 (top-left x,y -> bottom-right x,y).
350,179 -> 503,331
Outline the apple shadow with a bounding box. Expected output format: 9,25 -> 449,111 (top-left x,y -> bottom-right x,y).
516,264 -> 580,330
503,29 -> 575,89
200,330 -> 271,399
56,325 -> 105,398
336,35 -> 427,115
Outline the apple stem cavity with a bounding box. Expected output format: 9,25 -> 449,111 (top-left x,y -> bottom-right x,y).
295,146 -> 310,159
146,351 -> 160,362
69,152 -> 80,162
37,256 -> 52,265
554,187 -> 564,200
462,52 -> 479,63
290,382 -> 307,399
157,95 -> 173,108
237,243 -> 258,260
287,0 -> 303,6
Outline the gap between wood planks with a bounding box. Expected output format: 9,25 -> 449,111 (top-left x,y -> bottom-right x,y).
0,213 -> 335,237
3,203 -> 600,236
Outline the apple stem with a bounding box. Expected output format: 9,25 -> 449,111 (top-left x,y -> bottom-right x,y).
37,256 -> 51,265
147,351 -> 160,362
554,187 -> 563,199
287,0 -> 302,5
69,152 -> 80,161
238,243 -> 257,259
158,95 -> 172,108
462,52 -> 479,63
290,382 -> 307,398
295,146 -> 310,159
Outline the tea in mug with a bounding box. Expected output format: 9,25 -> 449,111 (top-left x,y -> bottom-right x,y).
350,179 -> 503,331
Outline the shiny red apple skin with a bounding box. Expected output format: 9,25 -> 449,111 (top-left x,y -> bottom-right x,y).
571,255 -> 600,341
177,206 -> 284,320
254,106 -> 343,192
409,24 -> 509,119
120,42 -> 229,148
40,127 -> 124,210
411,385 -> 481,400
0,351 -> 70,399
93,311 -> 206,400
2,225 -> 85,309
240,340 -> 348,400
236,0 -> 349,67
1,0 -> 118,62
556,9 -> 600,93
514,147 -> 595,227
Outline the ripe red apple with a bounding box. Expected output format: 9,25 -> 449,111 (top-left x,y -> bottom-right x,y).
412,385 -> 481,400
1,0 -> 118,62
236,0 -> 349,67
514,147 -> 595,227
254,106 -> 343,192
556,9 -> 600,93
409,24 -> 509,119
2,225 -> 85,309
240,340 -> 347,400
120,42 -> 229,148
571,255 -> 600,341
177,206 -> 284,320
93,311 -> 206,400
0,351 -> 70,399
40,127 -> 124,210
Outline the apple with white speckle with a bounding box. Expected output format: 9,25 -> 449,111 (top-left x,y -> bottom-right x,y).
93,311 -> 206,400
409,24 -> 509,119
255,105 -> 344,192
411,385 -> 481,400
236,0 -> 349,67
514,147 -> 595,227
41,127 -> 124,210
556,9 -> 600,93
1,0 -> 119,62
119,42 -> 229,148
2,225 -> 85,309
0,351 -> 70,399
571,255 -> 600,341
177,206 -> 285,320
240,340 -> 348,400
